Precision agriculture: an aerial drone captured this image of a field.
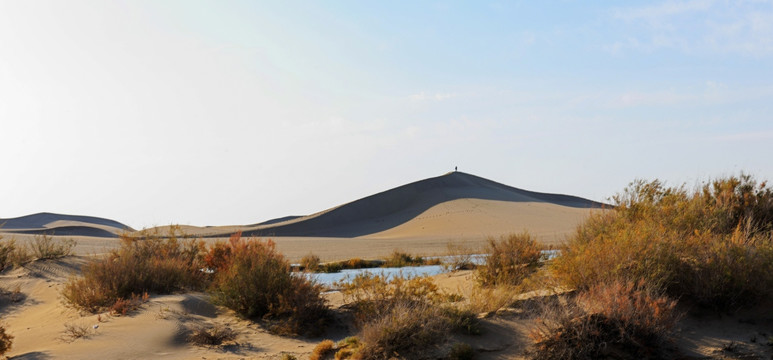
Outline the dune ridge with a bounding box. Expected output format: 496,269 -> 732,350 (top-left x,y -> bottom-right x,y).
232,171 -> 606,238
0,212 -> 133,238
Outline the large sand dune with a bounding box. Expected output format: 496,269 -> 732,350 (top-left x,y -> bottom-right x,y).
162,171 -> 607,240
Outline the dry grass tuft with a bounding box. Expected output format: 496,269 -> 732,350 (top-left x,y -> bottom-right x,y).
61,322 -> 92,342
309,339 -> 335,360
0,236 -> 31,270
29,234 -> 76,260
188,324 -> 237,346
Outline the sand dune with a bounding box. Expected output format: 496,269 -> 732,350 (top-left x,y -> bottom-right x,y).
176,171 -> 607,239
0,212 -> 133,238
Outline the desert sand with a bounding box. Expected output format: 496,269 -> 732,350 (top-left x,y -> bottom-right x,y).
1,172 -> 770,359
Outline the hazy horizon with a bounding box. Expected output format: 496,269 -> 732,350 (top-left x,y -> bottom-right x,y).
2,1 -> 772,228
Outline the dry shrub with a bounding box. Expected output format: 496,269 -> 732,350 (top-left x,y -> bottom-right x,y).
382,250 -> 439,268
0,237 -> 31,270
444,242 -> 478,271
530,281 -> 680,360
338,273 -> 446,323
358,301 -> 450,360
29,234 -> 76,259
110,292 -> 149,316
338,274 -> 475,359
553,175 -> 773,311
476,233 -> 541,287
61,322 -> 92,342
188,324 -> 237,346
0,324 -> 12,355
300,253 -> 321,272
206,233 -> 328,335
335,337 -> 363,360
310,339 -> 335,360
62,227 -> 205,312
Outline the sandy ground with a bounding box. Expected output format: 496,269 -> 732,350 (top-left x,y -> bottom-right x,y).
0,256 -> 771,360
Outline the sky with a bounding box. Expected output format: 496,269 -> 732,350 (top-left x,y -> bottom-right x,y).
1,1 -> 772,229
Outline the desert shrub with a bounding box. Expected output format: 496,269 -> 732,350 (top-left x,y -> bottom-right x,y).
448,342 -> 474,360
300,253 -> 321,272
318,258 -> 383,273
530,281 -> 680,360
207,234 -> 328,335
0,324 -> 11,355
188,324 -> 237,346
442,306 -> 482,335
62,227 -> 206,312
61,322 -> 91,342
444,242 -> 478,271
476,233 -> 542,287
338,274 -> 474,359
357,301 -> 450,360
310,339 -> 335,360
110,292 -> 149,316
338,273 -> 446,323
29,234 -> 76,259
382,250 -> 440,268
335,337 -> 363,360
0,237 -> 31,270
552,175 -> 773,310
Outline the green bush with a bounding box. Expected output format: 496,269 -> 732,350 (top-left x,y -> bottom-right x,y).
552,175 -> 773,311
476,233 -> 542,287
206,235 -> 328,335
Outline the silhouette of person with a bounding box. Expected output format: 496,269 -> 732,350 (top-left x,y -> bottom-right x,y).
455,166 -> 457,172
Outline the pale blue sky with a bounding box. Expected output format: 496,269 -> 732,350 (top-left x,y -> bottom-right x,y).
2,1 -> 772,228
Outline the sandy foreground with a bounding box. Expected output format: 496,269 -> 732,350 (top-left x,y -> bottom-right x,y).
0,253 -> 771,360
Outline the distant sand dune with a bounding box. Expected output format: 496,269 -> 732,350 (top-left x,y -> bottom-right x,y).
0,212 -> 133,238
2,172 -> 606,246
